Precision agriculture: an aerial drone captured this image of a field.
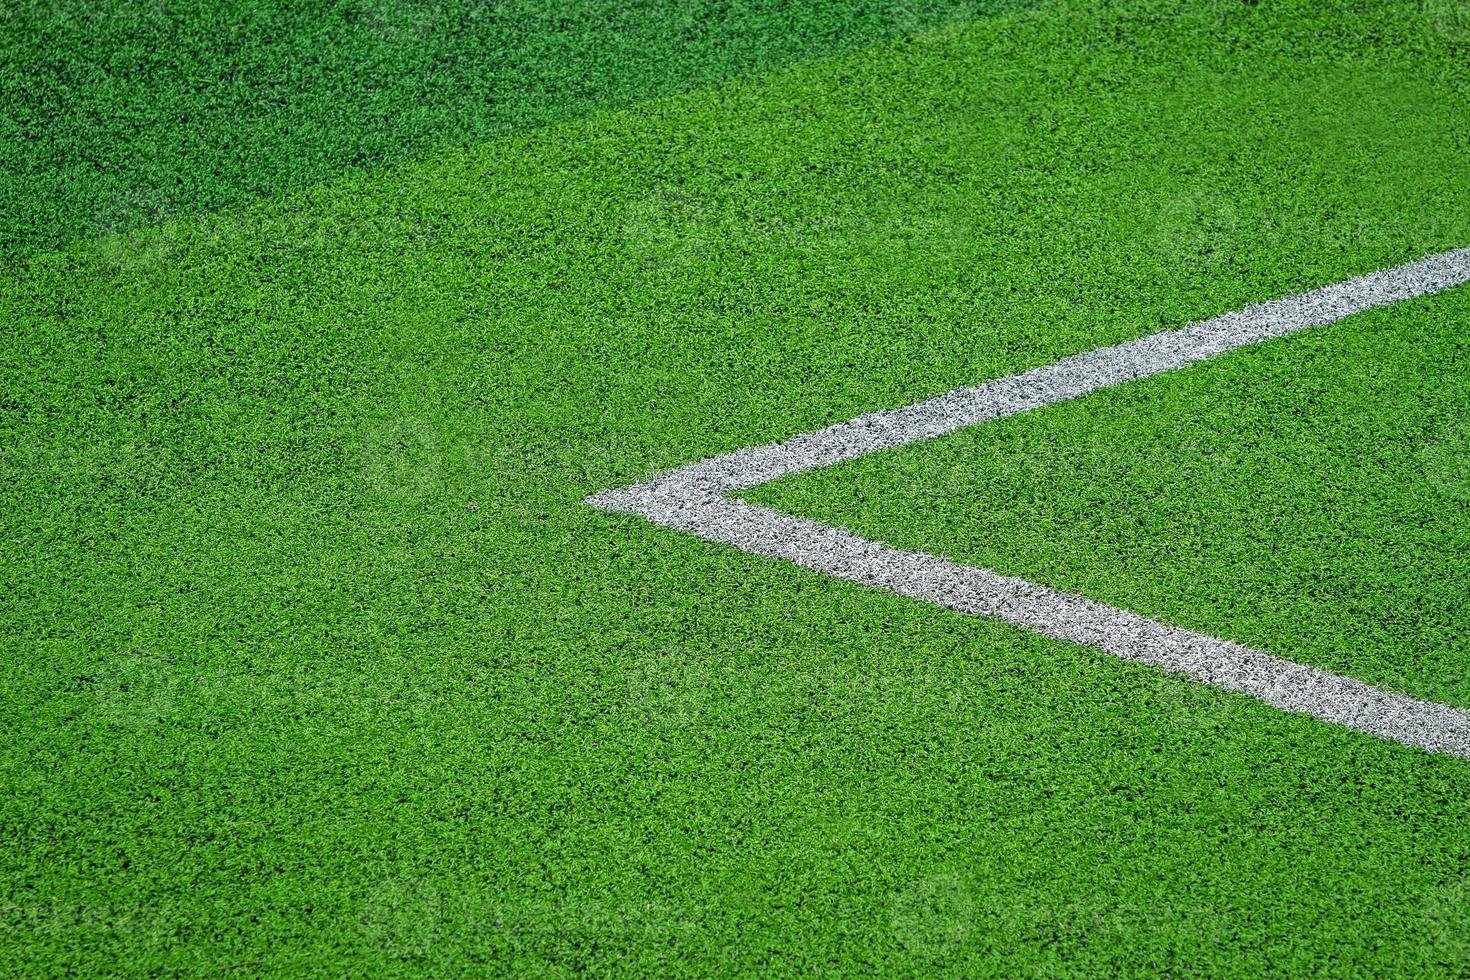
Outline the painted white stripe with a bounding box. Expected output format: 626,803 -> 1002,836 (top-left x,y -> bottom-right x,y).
588,247 -> 1470,760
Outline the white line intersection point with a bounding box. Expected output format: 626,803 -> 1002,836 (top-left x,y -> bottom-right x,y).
589,248 -> 1470,760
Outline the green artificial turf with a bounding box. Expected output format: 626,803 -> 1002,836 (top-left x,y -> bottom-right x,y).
4,0 -> 1470,974
750,286 -> 1470,708
0,0 -> 1014,264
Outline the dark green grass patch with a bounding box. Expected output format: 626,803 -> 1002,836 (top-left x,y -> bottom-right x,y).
4,0 -> 1470,973
0,0 -> 1016,264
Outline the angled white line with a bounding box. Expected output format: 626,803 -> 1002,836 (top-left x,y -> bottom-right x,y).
589,247 -> 1470,760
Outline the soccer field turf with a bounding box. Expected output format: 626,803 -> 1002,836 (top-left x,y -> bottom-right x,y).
5,0 -> 1470,974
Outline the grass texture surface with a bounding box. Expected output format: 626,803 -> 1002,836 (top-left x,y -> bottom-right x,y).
5,0 -> 1470,974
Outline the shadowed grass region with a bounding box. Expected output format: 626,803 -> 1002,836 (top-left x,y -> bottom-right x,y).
0,0 -> 1017,262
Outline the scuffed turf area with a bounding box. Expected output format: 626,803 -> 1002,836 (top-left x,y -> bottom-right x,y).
4,0 -> 1470,973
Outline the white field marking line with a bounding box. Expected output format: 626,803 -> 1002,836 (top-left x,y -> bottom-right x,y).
588,247 -> 1470,759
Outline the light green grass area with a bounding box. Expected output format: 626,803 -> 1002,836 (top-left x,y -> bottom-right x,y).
751,287 -> 1470,710
4,0 -> 1470,974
